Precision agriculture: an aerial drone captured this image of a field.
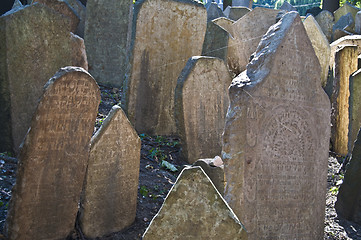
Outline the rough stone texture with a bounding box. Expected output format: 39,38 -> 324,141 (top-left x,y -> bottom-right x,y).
122,0 -> 207,135
356,11 -> 361,34
223,6 -> 250,21
335,128 -> 361,224
193,156 -> 225,195
4,67 -> 100,240
0,3 -> 88,154
85,0 -> 132,88
333,28 -> 353,42
334,2 -> 360,24
330,45 -> 358,156
33,0 -> 80,33
279,1 -> 296,11
213,16 -> 235,36
205,1 -> 224,22
232,0 -> 252,8
142,167 -> 248,240
66,0 -> 86,37
201,20 -> 229,61
333,12 -> 354,35
315,10 -> 334,42
80,105 -> 141,238
303,14 -> 331,87
175,56 -> 231,164
222,12 -> 330,240
348,69 -> 361,153
228,7 -> 279,75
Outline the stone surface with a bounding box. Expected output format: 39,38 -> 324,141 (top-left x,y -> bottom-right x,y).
80,105 -> 141,238
348,69 -> 361,153
122,0 -> 207,135
232,0 -> 252,8
330,45 -> 358,156
66,0 -> 86,37
174,56 -> 231,164
333,12 -> 354,34
356,11 -> 361,34
201,20 -> 229,61
228,7 -> 279,75
0,3 -> 88,154
213,16 -> 235,36
223,6 -> 250,21
205,1 -> 224,22
303,14 -> 331,87
33,0 -> 80,33
222,12 -> 330,240
333,28 -> 353,42
85,0 -> 132,88
12,0 -> 23,9
193,156 -> 225,195
315,10 -> 334,42
4,67 -> 100,240
279,1 -> 296,11
334,2 -> 360,24
142,167 -> 248,240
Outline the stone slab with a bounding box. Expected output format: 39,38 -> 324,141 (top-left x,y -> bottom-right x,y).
222,12 -> 330,240
5,67 -> 100,240
122,0 -> 207,135
232,0 -> 252,8
334,2 -> 360,24
142,166 -> 248,240
85,0 -> 132,88
205,1 -> 224,22
79,105 -> 141,238
201,21 -> 229,61
315,10 -> 334,42
213,16 -> 235,37
348,69 -> 361,153
174,56 -> 231,164
356,11 -> 361,34
333,12 -> 354,34
223,6 -> 250,21
66,0 -> 86,37
280,1 -> 296,11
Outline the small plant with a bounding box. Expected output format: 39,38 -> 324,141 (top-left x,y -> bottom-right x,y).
139,186 -> 149,197
330,186 -> 339,195
148,148 -> 167,161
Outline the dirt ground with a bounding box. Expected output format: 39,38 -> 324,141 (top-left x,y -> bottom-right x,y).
0,84 -> 360,239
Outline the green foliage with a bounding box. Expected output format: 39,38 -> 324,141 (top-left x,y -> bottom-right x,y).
330,186 -> 339,195
139,185 -> 149,197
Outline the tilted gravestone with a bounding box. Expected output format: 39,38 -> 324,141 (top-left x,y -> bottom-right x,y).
142,167 -> 248,240
201,20 -> 229,61
4,67 -> 100,240
66,0 -> 86,37
223,6 -> 250,21
332,12 -> 354,40
315,10 -> 334,42
334,2 -> 360,24
330,45 -> 358,156
303,14 -> 331,87
122,0 -> 207,135
79,105 -> 141,238
349,69 -> 361,153
174,56 -> 231,164
85,0 -> 132,88
0,3 -> 88,154
222,12 -> 330,240
205,0 -> 224,22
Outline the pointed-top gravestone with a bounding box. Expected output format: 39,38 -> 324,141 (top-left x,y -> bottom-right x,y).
213,16 -> 235,36
122,0 -> 207,135
5,67 -> 100,240
142,167 -> 248,240
279,1 -> 296,11
223,12 -> 330,240
223,6 -> 250,21
202,21 -> 229,61
333,12 -> 354,34
315,10 -> 334,42
206,1 -> 225,22
12,0 -> 23,9
174,56 -> 231,164
334,2 -> 360,23
303,14 -> 331,87
79,105 -> 141,238
0,3 -> 88,154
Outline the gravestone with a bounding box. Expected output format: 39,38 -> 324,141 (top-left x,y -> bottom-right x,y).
232,0 -> 252,8
279,1 -> 296,11
303,14 -> 331,87
334,2 -> 360,23
0,3 -> 88,154
174,56 -> 231,164
315,10 -> 334,42
333,28 -> 352,41
213,16 -> 235,36
205,0 -> 224,22
4,67 -> 100,240
79,105 -> 141,238
229,7 -> 279,75
330,45 -> 358,156
85,0 -> 132,88
335,128 -> 361,224
66,0 -> 86,37
122,0 -> 207,135
222,12 -> 330,240
356,11 -> 361,34
142,167 -> 248,240
32,0 -> 80,33
223,6 -> 250,21
201,20 -> 229,61
332,12 -> 354,38
12,0 -> 23,9
349,69 -> 361,153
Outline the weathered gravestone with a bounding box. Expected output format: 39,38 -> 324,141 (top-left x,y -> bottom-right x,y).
174,56 -> 231,164
303,14 -> 331,87
356,11 -> 361,34
4,67 -> 100,240
330,45 -> 358,156
202,21 -> 229,62
79,105 -> 141,238
205,0 -> 224,22
213,16 -> 235,36
348,69 -> 361,153
335,128 -> 361,224
315,10 -> 334,42
66,0 -> 86,37
85,0 -> 132,88
279,1 -> 296,11
142,167 -> 248,240
12,0 -> 23,10
334,2 -> 360,24
332,12 -> 354,40
232,0 -> 252,8
228,7 -> 279,75
122,0 -> 207,135
222,12 -> 330,240
223,6 -> 250,21
32,0 -> 80,33
0,3 -> 88,154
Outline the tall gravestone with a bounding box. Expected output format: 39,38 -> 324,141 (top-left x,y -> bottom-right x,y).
79,105 -> 141,238
331,45 -> 358,155
315,10 -> 334,42
142,167 -> 248,240
349,69 -> 361,152
85,0 -> 132,88
201,20 -> 229,61
5,67 -> 100,240
222,12 -> 330,240
122,0 -> 207,135
0,3 -> 88,154
174,56 -> 231,164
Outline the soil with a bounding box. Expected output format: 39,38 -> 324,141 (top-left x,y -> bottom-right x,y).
0,84 -> 360,239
